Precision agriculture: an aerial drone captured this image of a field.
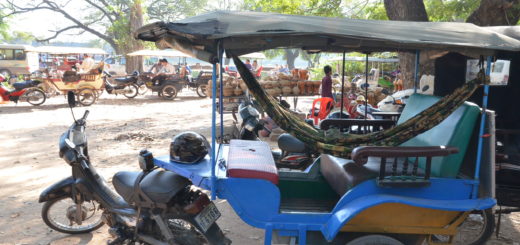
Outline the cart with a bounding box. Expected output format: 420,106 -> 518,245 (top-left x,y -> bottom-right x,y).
136,11 -> 520,244
40,62 -> 105,106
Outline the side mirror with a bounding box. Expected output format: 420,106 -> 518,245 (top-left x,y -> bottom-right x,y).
67,91 -> 77,108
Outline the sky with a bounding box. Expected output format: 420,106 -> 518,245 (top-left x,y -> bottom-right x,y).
8,1 -> 99,42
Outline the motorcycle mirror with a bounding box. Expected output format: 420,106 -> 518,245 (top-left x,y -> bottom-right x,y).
67,91 -> 77,108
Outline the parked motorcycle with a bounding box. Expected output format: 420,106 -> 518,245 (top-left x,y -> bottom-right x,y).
39,92 -> 230,244
103,71 -> 139,99
0,74 -> 46,105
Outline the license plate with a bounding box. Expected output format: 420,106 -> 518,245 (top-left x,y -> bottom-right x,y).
194,202 -> 221,232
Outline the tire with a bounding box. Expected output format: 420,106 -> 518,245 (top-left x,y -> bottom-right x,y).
41,196 -> 104,234
24,88 -> 46,106
137,82 -> 148,95
77,88 -> 97,106
433,208 -> 495,245
346,234 -> 404,245
161,84 -> 178,100
123,84 -> 139,98
196,83 -> 208,98
166,219 -> 230,245
0,69 -> 10,78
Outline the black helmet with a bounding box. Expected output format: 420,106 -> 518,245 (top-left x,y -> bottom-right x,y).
170,131 -> 210,164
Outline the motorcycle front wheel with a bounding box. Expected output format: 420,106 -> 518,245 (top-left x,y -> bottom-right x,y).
42,196 -> 104,234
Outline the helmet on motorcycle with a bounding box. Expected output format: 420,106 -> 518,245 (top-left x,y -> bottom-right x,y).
170,131 -> 210,164
132,70 -> 139,77
356,95 -> 366,102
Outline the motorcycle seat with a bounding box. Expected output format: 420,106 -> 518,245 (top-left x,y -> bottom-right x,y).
320,154 -> 424,196
114,77 -> 135,83
113,170 -> 190,205
13,80 -> 38,90
278,133 -> 307,153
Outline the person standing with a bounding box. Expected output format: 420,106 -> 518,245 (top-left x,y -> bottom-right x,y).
321,65 -> 333,99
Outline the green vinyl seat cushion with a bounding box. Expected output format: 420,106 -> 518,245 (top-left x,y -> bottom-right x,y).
397,94 -> 480,178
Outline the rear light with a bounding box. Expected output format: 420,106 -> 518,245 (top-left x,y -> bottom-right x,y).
183,192 -> 210,214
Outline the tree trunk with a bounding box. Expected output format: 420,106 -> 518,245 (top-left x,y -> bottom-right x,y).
285,49 -> 299,70
126,1 -> 145,73
467,0 -> 520,26
384,0 -> 433,89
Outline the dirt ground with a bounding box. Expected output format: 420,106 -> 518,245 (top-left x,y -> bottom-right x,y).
0,90 -> 519,245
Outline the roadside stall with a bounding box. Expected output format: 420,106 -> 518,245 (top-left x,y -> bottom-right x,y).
133,11 -> 520,245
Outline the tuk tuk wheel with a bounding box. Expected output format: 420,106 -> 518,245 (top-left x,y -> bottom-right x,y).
346,235 -> 404,245
161,84 -> 177,100
137,81 -> 148,95
77,88 -> 97,106
196,84 -> 208,98
433,208 -> 495,245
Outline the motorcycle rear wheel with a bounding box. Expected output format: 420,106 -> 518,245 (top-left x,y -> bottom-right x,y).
123,84 -> 139,99
137,82 -> 148,95
42,196 -> 104,234
24,88 -> 46,106
165,219 -> 230,245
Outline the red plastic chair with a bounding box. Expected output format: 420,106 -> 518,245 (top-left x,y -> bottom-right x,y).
309,97 -> 335,125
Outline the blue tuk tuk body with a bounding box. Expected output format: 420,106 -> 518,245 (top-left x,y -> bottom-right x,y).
133,11 -> 520,245
154,93 -> 497,244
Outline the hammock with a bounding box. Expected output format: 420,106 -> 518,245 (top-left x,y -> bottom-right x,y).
232,55 -> 487,157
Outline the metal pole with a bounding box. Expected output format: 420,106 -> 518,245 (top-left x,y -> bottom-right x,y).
218,43 -> 224,141
364,53 -> 368,119
472,56 -> 492,199
340,51 -> 346,118
414,50 -> 420,93
210,61 -> 217,200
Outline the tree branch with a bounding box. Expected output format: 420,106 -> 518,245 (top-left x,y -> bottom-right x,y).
85,0 -> 115,23
36,25 -> 80,42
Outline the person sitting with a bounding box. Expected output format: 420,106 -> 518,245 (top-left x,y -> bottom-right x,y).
151,59 -> 176,86
244,59 -> 253,70
77,54 -> 95,73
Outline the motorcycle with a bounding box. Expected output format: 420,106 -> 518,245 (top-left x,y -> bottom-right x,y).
39,92 -> 230,245
102,71 -> 140,99
234,101 -> 317,169
0,74 -> 46,106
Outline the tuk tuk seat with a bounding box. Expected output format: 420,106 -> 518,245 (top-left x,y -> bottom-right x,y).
320,94 -> 480,195
227,140 -> 279,185
397,94 -> 480,178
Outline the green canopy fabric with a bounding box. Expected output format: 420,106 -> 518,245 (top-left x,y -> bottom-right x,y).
136,11 -> 520,63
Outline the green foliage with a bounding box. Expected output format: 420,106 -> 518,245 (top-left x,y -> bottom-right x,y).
425,0 -> 479,22
0,9 -> 9,40
244,0 -> 343,17
147,0 -> 208,22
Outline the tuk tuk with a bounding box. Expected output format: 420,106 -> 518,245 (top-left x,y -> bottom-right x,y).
136,11 -> 520,244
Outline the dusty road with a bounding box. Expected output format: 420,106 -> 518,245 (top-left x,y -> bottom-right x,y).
0,91 -> 519,244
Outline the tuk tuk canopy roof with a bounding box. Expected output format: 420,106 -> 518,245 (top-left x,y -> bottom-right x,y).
136,11 -> 520,63
126,49 -> 191,57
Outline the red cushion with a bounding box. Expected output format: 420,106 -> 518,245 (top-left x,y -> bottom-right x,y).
227,140 -> 278,185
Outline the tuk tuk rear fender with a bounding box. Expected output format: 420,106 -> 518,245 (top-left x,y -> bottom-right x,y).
322,178 -> 496,241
